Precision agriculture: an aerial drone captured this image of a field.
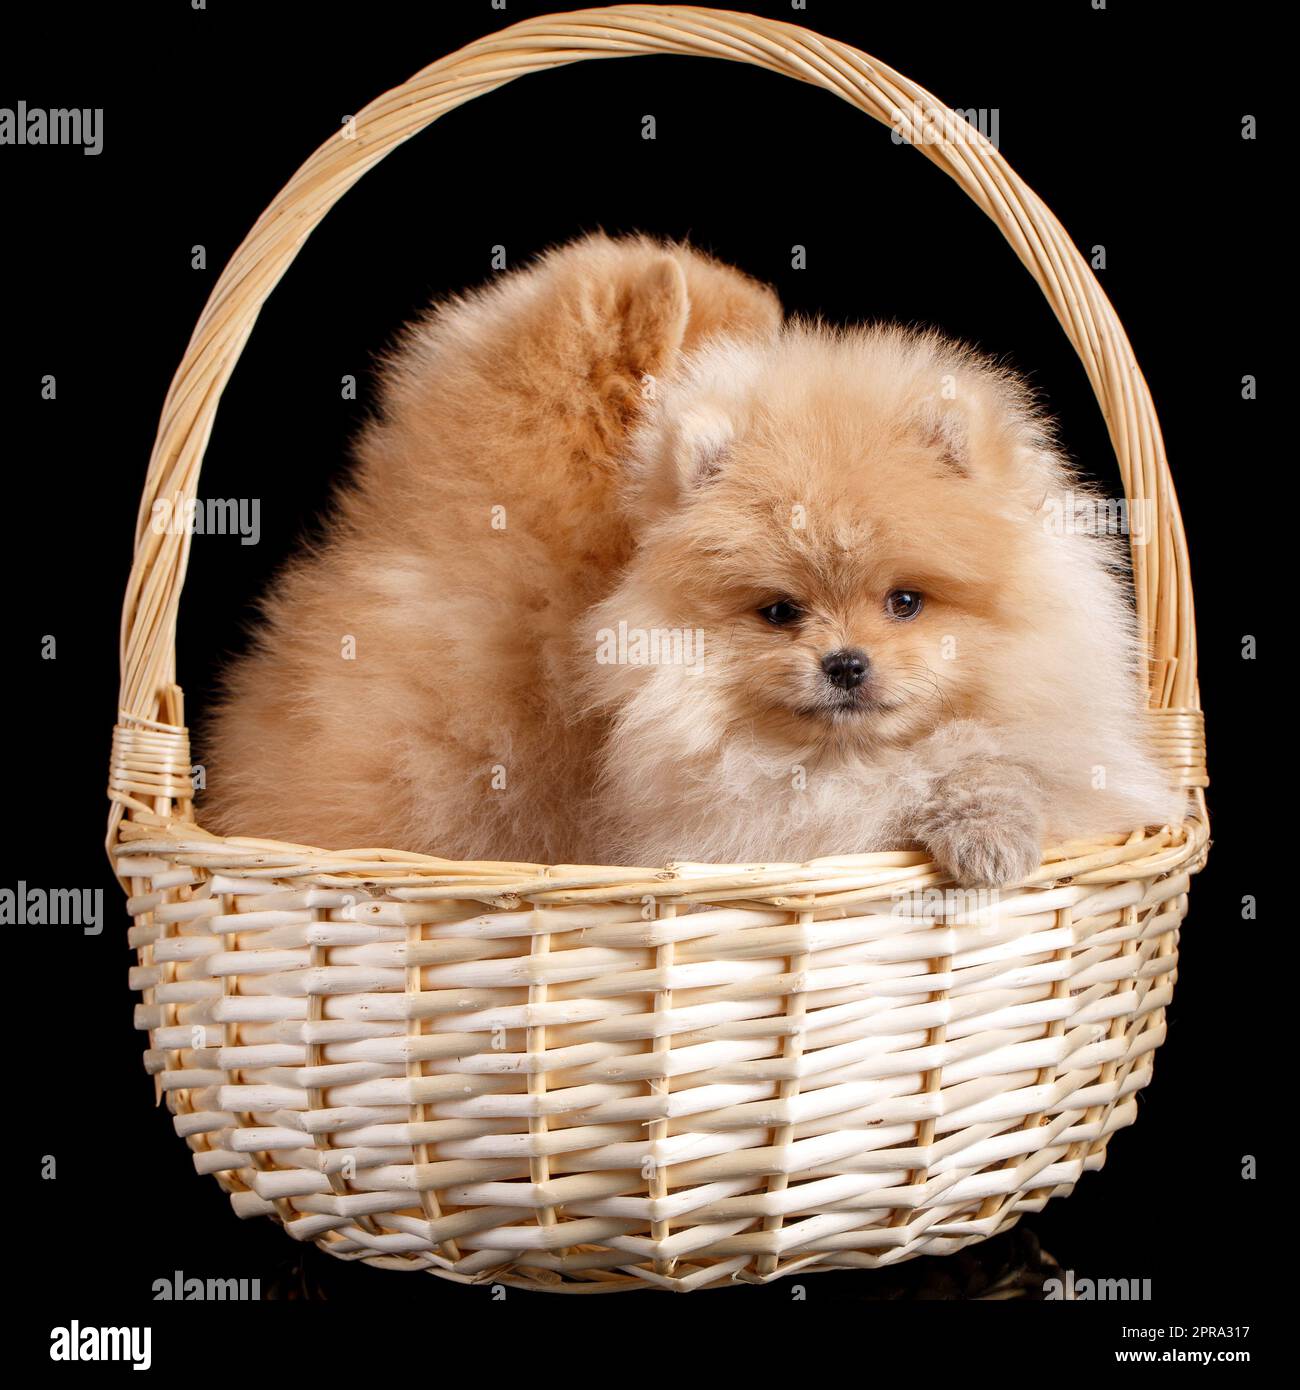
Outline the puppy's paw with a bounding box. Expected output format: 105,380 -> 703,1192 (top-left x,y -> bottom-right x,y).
914,761 -> 1045,889
923,816 -> 1042,889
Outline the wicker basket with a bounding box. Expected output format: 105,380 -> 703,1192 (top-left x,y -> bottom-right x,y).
108,5 -> 1209,1293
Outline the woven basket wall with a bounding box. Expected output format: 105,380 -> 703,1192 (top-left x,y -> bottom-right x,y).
108,5 -> 1209,1293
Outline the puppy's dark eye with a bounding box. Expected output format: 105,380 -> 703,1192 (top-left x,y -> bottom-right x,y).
885,589 -> 924,620
758,599 -> 803,627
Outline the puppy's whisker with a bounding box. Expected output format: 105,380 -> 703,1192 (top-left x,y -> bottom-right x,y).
891,661 -> 957,721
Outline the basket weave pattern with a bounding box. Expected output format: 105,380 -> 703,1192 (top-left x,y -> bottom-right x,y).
109,6 -> 1208,1292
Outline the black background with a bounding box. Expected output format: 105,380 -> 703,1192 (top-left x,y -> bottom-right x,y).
4,0 -> 1267,1360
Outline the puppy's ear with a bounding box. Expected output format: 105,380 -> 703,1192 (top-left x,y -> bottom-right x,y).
911,380 -> 1064,499
913,397 -> 972,476
629,394 -> 739,517
669,403 -> 735,492
619,255 -> 691,390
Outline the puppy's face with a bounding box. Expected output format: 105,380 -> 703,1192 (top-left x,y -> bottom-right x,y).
605,330 -> 1054,752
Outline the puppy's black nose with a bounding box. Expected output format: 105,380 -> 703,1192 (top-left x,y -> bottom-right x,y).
822,648 -> 869,690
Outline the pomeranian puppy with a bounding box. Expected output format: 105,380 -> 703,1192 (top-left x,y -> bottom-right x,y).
203,233 -> 1182,885
584,326 -> 1185,881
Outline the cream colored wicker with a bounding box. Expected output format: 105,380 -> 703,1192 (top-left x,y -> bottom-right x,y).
108,5 -> 1209,1293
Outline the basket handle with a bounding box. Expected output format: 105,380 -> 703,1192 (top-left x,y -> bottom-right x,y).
109,3 -> 1205,841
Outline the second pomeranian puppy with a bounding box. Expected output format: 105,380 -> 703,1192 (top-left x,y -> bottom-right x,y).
203,234 -> 1183,883
202,234 -> 782,862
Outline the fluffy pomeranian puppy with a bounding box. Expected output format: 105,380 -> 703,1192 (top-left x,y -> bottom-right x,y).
203,233 -> 1182,885
585,326 -> 1185,881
